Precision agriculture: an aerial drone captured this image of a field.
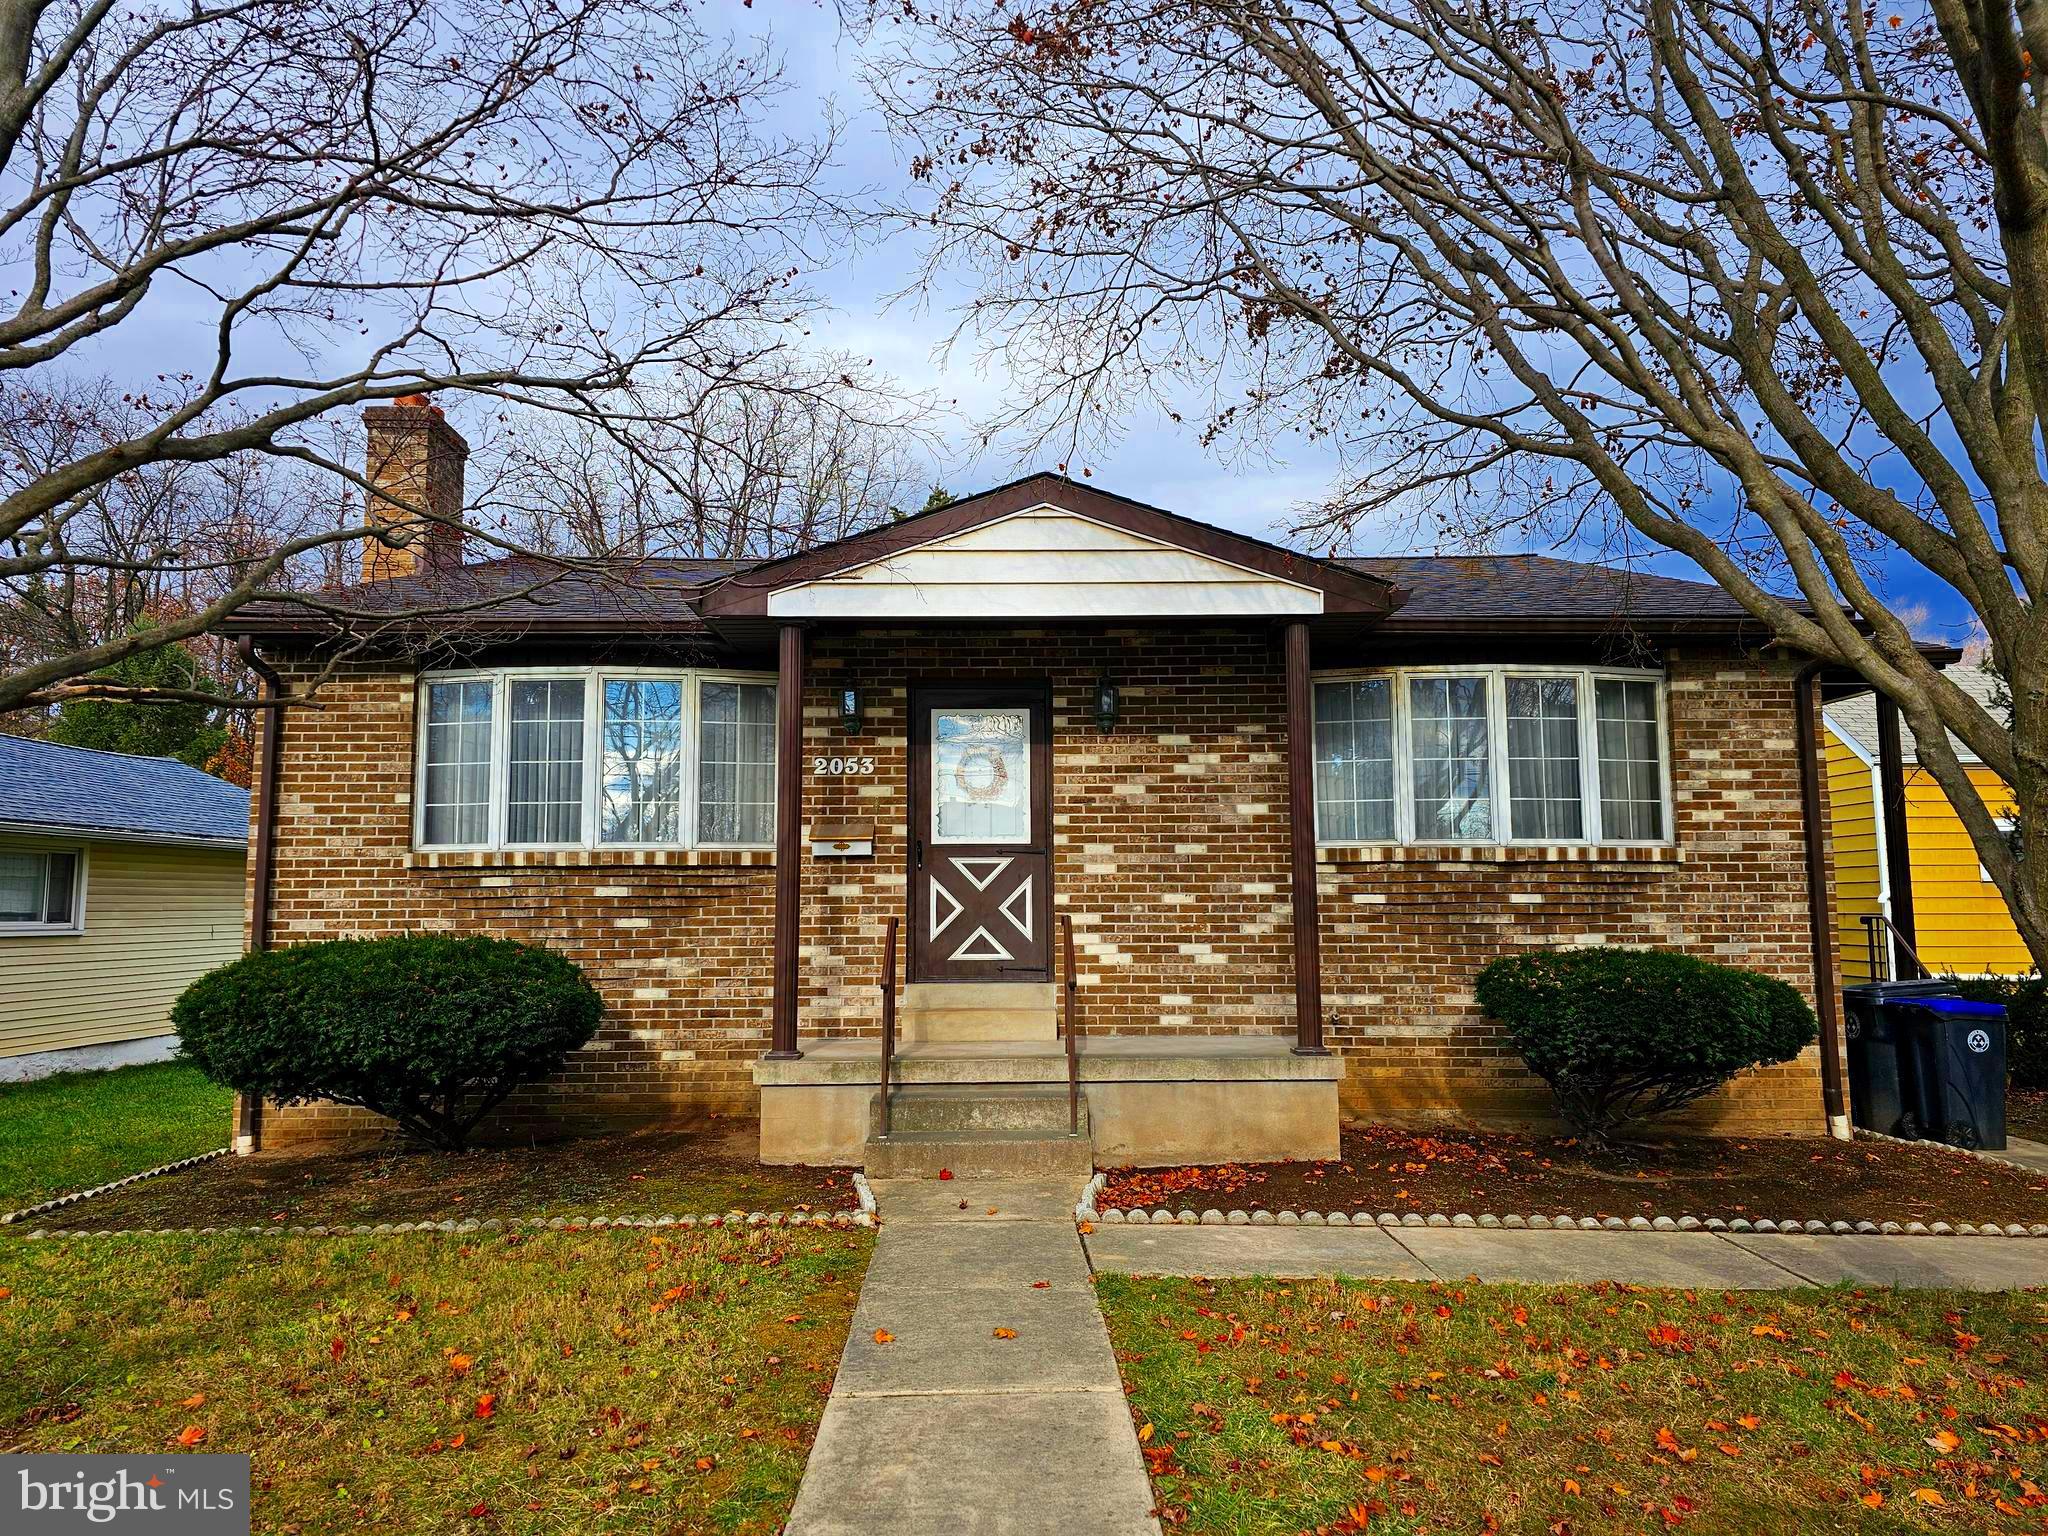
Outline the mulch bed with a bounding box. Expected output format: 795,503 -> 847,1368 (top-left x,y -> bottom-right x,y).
17,1121 -> 857,1231
1097,1122 -> 2048,1227
2010,1088 -> 2048,1145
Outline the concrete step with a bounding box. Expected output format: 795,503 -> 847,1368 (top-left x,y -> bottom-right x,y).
872,1084 -> 1087,1137
863,1128 -> 1095,1180
903,982 -> 1056,1011
899,1008 -> 1057,1044
899,980 -> 1059,1044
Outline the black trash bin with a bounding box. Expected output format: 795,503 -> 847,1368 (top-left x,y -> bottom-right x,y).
1895,995 -> 2008,1151
1842,980 -> 1958,1138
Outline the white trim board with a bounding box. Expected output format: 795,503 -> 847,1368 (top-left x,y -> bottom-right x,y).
764,504 -> 1325,619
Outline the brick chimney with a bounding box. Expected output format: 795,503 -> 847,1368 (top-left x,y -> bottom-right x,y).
361,395 -> 468,581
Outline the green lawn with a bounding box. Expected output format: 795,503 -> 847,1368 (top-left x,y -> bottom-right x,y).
0,1060 -> 232,1211
1098,1274 -> 2048,1534
0,1225 -> 872,1533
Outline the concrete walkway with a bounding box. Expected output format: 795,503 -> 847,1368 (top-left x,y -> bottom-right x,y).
787,1177 -> 1159,1536
1086,1223 -> 2048,1290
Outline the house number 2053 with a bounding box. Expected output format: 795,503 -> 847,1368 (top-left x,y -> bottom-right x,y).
812,756 -> 876,776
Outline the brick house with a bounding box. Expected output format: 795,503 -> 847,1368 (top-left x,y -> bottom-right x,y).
222,404 -> 1862,1167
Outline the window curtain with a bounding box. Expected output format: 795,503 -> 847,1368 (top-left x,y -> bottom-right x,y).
698,681 -> 776,844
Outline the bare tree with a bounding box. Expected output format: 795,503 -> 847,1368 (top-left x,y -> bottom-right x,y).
0,0 -> 873,714
861,0 -> 2048,965
482,360 -> 934,559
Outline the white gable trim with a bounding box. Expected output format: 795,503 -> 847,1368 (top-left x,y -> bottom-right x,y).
764,504 -> 1325,619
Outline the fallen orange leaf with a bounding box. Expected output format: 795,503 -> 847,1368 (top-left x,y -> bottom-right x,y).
1859,1491 -> 1883,1509
1926,1429 -> 1961,1454
181,1393 -> 206,1409
177,1426 -> 206,1447
473,1393 -> 496,1419
1138,1423 -> 1154,1443
449,1353 -> 473,1376
1910,1488 -> 1944,1506
872,1329 -> 894,1344
993,1327 -> 1017,1339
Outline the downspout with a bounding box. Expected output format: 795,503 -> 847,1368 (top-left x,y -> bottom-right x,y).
1795,660 -> 1852,1140
233,634 -> 285,1155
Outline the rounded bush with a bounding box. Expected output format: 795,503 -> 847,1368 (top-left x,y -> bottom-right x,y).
175,935 -> 603,1150
1473,947 -> 1817,1142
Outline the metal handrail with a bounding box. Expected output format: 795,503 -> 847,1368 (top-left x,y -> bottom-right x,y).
878,916 -> 899,1139
1859,911 -> 1930,981
1059,913 -> 1079,1135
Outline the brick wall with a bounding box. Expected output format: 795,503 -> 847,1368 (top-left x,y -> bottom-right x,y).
249,631 -> 1832,1145
1322,652 -> 1834,1133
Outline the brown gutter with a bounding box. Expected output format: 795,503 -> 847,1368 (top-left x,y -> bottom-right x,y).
232,634 -> 285,1156
1794,659 -> 1851,1139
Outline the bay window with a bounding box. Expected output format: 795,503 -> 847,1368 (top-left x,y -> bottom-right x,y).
1312,666 -> 1669,847
415,668 -> 776,850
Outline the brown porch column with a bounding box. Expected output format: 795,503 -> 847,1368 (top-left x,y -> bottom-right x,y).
1284,619 -> 1328,1055
1874,692 -> 1920,979
768,622 -> 805,1059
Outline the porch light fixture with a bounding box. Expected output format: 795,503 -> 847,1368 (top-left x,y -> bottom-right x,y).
838,685 -> 863,736
1094,677 -> 1120,733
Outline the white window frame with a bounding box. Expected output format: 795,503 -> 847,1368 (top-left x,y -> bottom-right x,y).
0,840 -> 88,936
1311,664 -> 1673,849
413,666 -> 778,852
1979,816 -> 2017,883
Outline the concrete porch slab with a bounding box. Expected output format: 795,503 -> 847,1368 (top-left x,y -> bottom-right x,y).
760,1037 -> 1342,1166
755,1034 -> 1345,1086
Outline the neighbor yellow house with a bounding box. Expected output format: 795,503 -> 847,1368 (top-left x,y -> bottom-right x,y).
0,735 -> 248,1079
1824,666 -> 2028,983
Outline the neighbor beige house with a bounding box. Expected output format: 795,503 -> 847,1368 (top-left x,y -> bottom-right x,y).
0,736 -> 248,1080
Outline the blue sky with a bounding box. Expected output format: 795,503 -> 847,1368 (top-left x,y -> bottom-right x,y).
45,1 -> 1981,651
751,9 -> 1983,651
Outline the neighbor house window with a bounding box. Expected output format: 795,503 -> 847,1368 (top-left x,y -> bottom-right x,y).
0,844 -> 83,933
415,668 -> 775,850
1312,666 -> 1669,847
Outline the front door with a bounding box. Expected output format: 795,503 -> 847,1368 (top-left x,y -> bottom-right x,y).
909,684 -> 1052,981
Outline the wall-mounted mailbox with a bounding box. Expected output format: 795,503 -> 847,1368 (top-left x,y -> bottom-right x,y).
810,819 -> 874,859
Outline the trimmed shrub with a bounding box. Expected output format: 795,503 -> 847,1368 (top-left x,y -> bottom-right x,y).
175,935 -> 603,1150
1948,974 -> 2048,1091
1474,947 -> 1818,1143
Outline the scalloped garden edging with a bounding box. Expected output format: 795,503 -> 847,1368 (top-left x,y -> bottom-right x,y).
12,1169 -> 878,1241
1073,1171 -> 2048,1239
1,1147 -> 231,1227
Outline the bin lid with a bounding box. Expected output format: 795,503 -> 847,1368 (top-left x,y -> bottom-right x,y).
1904,997 -> 2007,1018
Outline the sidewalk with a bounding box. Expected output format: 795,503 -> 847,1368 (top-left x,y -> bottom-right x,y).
1085,1222 -> 2048,1289
786,1177 -> 1159,1536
